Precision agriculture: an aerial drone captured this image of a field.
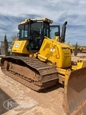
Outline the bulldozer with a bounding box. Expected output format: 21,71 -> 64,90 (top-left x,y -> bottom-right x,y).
1,18 -> 86,115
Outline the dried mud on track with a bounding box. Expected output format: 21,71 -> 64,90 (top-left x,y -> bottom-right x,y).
0,68 -> 66,115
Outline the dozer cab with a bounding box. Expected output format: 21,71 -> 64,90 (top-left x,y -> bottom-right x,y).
1,18 -> 86,115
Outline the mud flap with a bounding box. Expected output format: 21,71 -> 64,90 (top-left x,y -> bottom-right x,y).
63,67 -> 86,115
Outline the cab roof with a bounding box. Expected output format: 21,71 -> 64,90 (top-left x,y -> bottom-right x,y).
19,18 -> 53,25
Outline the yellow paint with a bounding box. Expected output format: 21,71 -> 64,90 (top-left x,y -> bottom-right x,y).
42,18 -> 53,23
19,19 -> 31,25
12,40 -> 29,54
55,36 -> 59,41
72,59 -> 86,70
38,36 -> 71,68
18,18 -> 53,25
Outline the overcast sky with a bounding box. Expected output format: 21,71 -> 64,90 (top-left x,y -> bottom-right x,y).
0,0 -> 86,45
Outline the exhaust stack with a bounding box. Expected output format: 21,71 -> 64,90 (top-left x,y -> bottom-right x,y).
60,21 -> 67,43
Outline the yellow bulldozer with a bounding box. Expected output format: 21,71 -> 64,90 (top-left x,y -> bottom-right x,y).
1,18 -> 86,115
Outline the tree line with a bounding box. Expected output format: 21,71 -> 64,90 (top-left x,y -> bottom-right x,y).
3,34 -> 17,56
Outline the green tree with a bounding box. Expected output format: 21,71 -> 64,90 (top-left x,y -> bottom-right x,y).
74,43 -> 78,56
4,34 -> 8,56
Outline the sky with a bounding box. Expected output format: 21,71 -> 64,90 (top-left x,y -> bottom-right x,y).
0,0 -> 86,45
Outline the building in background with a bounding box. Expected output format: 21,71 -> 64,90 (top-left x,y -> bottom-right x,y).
0,41 -> 12,55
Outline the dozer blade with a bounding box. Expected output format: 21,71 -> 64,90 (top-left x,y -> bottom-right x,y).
63,67 -> 86,115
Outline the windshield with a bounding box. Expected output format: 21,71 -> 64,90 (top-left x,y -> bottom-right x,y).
18,24 -> 29,39
30,22 -> 43,38
18,22 -> 43,39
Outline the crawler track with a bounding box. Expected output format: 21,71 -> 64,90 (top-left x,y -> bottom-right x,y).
1,56 -> 58,91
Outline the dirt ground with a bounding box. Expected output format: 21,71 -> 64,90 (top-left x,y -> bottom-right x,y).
0,69 -> 65,115
0,53 -> 86,115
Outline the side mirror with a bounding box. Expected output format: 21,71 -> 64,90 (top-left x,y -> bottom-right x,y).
18,25 -> 20,29
17,33 -> 20,38
55,32 -> 60,36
